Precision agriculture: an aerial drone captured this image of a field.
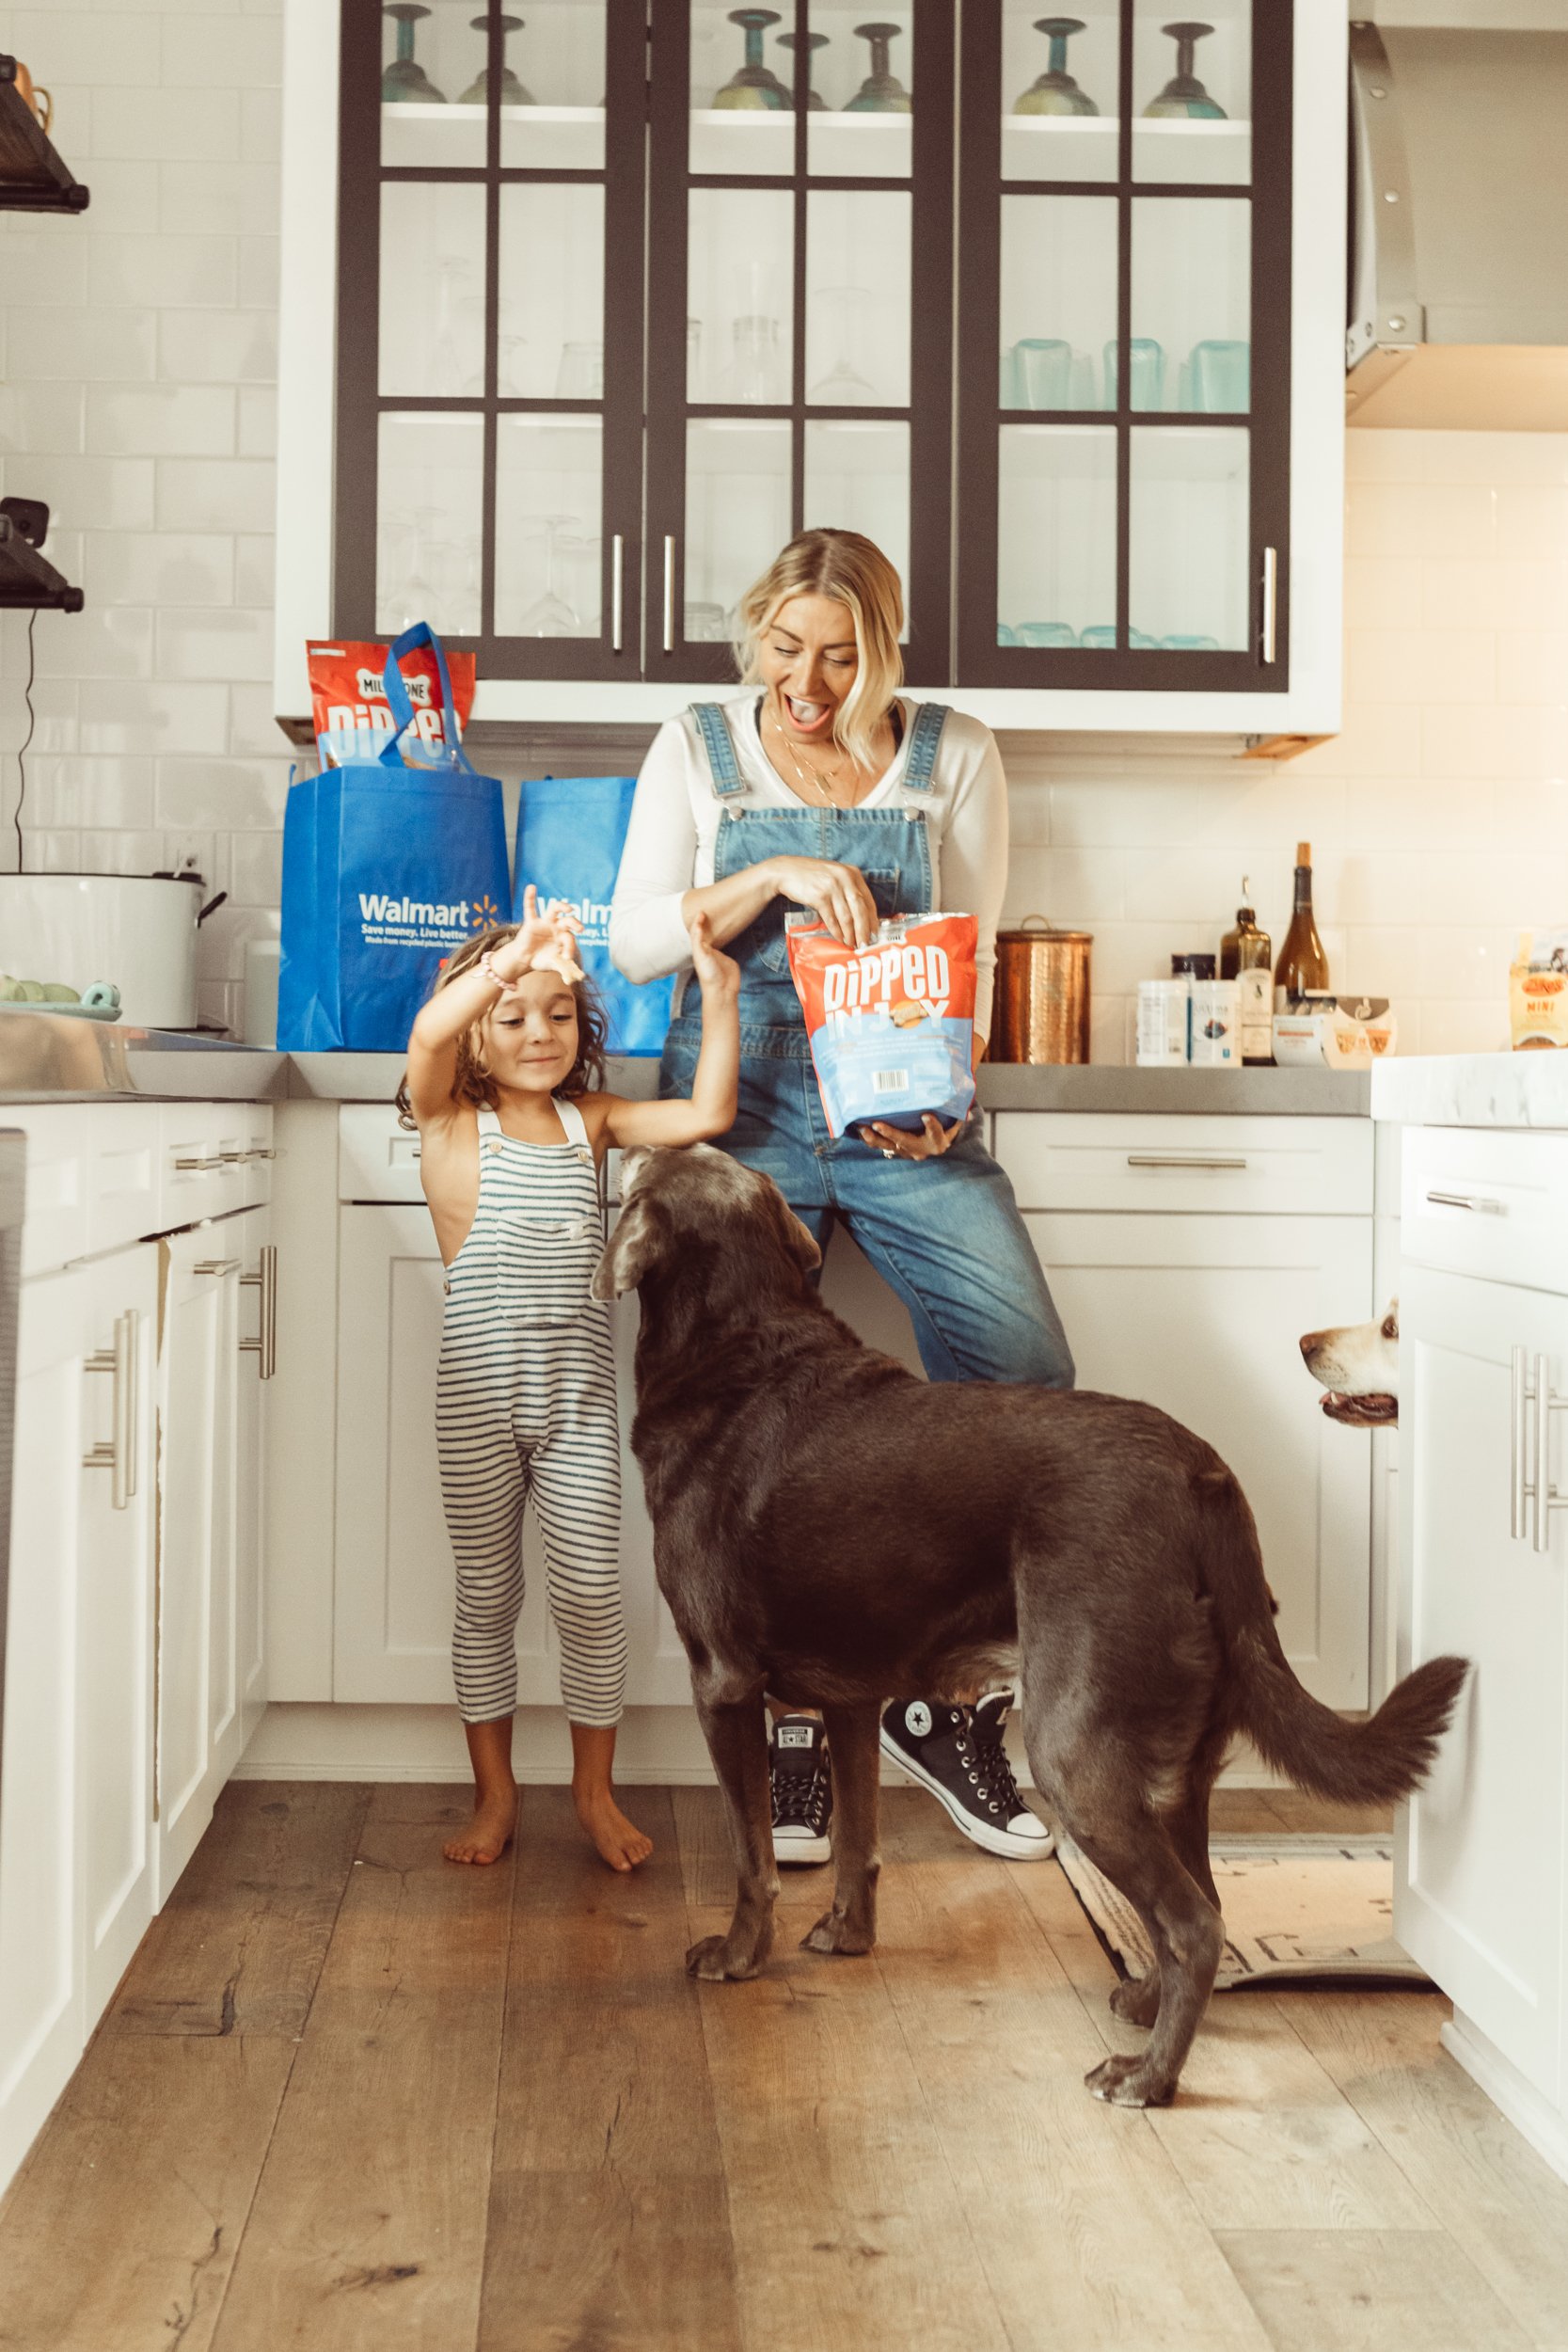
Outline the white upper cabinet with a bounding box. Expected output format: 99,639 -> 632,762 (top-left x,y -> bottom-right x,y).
275,0 -> 1344,737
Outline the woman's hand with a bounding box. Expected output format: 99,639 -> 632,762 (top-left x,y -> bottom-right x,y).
688,909 -> 739,1001
857,1112 -> 965,1162
766,855 -> 880,948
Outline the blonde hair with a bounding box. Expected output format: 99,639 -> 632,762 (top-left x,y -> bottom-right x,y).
393,925 -> 608,1131
735,529 -> 905,770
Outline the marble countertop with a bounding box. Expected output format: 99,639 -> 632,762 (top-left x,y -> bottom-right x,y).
1372,1053 -> 1568,1130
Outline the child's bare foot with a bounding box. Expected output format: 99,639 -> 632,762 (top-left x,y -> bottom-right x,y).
443,1784 -> 517,1865
574,1783 -> 653,1872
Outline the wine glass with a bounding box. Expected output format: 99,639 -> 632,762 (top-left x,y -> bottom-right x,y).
518,515 -> 582,635
777,30 -> 829,108
714,9 -> 791,109
808,287 -> 877,404
383,505 -> 446,628
845,22 -> 911,112
555,341 -> 605,399
1144,22 -> 1226,118
1014,18 -> 1099,116
720,314 -> 786,403
383,4 -> 445,103
458,13 -> 535,108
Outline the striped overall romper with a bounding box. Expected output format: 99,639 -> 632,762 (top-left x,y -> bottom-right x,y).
436,1098 -> 626,1727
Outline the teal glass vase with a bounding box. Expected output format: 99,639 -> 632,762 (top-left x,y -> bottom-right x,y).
778,30 -> 829,108
845,22 -> 911,112
1144,22 -> 1226,119
383,4 -> 445,103
1015,18 -> 1098,117
458,13 -> 534,108
715,9 -> 791,109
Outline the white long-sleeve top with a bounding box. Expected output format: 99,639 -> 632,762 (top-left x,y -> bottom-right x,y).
608,693 -> 1010,1038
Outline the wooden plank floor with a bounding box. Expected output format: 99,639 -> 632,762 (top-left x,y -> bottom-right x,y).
4,1781 -> 1568,2352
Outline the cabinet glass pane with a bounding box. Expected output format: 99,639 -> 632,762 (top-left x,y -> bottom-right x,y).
1129,425 -> 1249,648
376,413 -> 483,637
686,419 -> 791,628
1002,0 -> 1120,186
378,183 -> 486,397
1132,1 -> 1251,184
806,5 -> 914,180
498,2 -> 607,170
999,196 -> 1116,411
689,4 -> 794,176
997,426 -> 1116,646
803,421 -> 909,638
806,192 -> 910,407
495,417 -> 604,637
689,187 -> 795,404
1131,198 -> 1250,412
380,0 -> 486,167
498,183 -> 606,401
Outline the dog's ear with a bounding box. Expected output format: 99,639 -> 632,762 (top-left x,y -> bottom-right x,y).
1382,1298 -> 1400,1339
591,1197 -> 666,1300
783,1205 -> 821,1273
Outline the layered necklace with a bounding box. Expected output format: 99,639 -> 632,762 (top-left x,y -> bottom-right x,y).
764,696 -> 870,808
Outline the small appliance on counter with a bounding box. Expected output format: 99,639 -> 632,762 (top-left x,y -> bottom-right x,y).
990,918 -> 1091,1064
0,871 -> 225,1030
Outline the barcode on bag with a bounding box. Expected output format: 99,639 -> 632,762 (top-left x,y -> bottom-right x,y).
872,1069 -> 911,1094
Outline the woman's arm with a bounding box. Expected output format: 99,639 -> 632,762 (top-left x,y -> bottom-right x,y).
602,915 -> 740,1148
609,722 -> 705,983
939,725 -> 1009,1055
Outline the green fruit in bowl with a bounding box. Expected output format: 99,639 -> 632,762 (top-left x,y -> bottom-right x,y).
13,980 -> 45,1003
40,982 -> 81,1003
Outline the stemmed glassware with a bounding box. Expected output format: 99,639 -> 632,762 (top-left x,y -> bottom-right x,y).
458,12 -> 535,107
845,22 -> 911,112
720,315 -> 787,403
777,30 -> 829,108
1144,22 -> 1226,118
518,515 -> 582,636
809,286 -> 877,404
714,9 -> 792,109
1014,18 -> 1099,116
383,4 -> 445,103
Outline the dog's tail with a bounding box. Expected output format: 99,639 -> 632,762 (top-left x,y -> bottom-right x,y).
1199,1465 -> 1467,1806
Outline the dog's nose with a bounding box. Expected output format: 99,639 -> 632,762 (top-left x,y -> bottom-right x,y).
1299,1333 -> 1320,1361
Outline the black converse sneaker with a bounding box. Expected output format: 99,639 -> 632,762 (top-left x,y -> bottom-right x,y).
769,1714 -> 832,1865
879,1692 -> 1054,1860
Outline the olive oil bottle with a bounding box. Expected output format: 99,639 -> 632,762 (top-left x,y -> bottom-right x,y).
1274,841 -> 1329,1011
1220,880 -> 1273,1064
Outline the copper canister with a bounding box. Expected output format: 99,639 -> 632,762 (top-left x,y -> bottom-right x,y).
992,918 -> 1092,1063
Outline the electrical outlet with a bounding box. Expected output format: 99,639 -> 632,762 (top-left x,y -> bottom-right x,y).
163,833 -> 214,884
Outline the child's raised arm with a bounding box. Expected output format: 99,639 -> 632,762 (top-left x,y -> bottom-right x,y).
602,914 -> 739,1149
404,888 -> 581,1126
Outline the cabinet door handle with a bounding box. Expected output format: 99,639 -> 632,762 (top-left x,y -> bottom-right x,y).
1513,1345 -> 1529,1539
83,1310 -> 135,1511
245,1146 -> 279,1163
662,534 -> 675,655
1426,1188 -> 1505,1215
1126,1153 -> 1248,1172
239,1243 -> 277,1380
610,532 -> 625,655
173,1153 -> 223,1173
194,1256 -> 240,1278
1261,546 -> 1278,665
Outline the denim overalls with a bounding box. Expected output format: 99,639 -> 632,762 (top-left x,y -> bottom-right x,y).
658,698 -> 1074,1389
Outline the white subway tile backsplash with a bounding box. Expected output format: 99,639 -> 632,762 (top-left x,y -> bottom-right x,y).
227,829 -> 282,906
237,387 -> 277,460
160,15 -> 280,87
0,229 -> 91,309
7,13 -> 163,86
0,384 -> 88,458
155,456 -> 276,532
85,530 -> 235,608
227,683 -> 289,757
234,532 -> 275,606
1345,628 -> 1495,707
1006,847 -> 1125,925
5,453 -> 156,532
89,233 -> 239,311
155,605 -> 272,683
158,160 -> 280,242
1496,631 -> 1568,706
1420,557 -> 1504,631
79,830 -> 164,876
90,84 -> 243,165
240,85 -> 283,165
27,833 -> 82,875
155,755 -> 288,830
238,236 -> 279,310
79,679 -> 231,757
87,384 -> 236,458
1495,485 -> 1568,562
77,759 -> 155,830
157,309 -> 277,386
1419,702 -> 1568,783
1348,479 -> 1497,563
38,605 -> 154,683
84,160 -> 162,237
8,306 -> 157,382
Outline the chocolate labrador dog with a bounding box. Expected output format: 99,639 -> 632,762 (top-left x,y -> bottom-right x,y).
594,1145 -> 1466,2108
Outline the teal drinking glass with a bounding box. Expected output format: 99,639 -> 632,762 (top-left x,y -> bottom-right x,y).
1162,633 -> 1220,648
845,22 -> 911,111
777,30 -> 828,107
1017,621 -> 1078,647
1189,338 -> 1250,412
715,9 -> 791,108
1144,22 -> 1226,119
1102,337 -> 1165,408
1078,624 -> 1117,648
383,4 -> 445,103
1014,17 -> 1099,116
1015,338 -> 1073,409
458,13 -> 534,107
997,623 -> 1019,645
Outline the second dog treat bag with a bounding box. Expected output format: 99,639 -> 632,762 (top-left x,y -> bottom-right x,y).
787,911 -> 978,1138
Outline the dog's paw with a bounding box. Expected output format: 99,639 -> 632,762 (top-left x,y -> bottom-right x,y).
1109,1973 -> 1161,2027
685,1933 -> 764,1982
1085,2053 -> 1177,2108
801,1911 -> 875,1959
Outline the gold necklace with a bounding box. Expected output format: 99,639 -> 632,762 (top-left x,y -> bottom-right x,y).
766,705 -> 859,806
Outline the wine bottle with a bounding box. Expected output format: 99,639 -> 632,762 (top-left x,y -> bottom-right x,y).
1273,841 -> 1329,1011
1221,878 -> 1274,1064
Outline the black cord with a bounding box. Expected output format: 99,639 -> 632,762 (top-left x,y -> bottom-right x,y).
13,609 -> 37,875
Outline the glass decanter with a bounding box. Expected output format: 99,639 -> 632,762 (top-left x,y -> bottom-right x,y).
720,314 -> 786,404
714,9 -> 791,109
518,515 -> 582,636
1014,18 -> 1099,116
458,12 -> 535,108
383,4 -> 445,103
777,30 -> 829,108
845,22 -> 911,112
808,286 -> 877,404
1143,21 -> 1226,119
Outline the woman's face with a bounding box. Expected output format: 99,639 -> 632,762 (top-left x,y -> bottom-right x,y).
757,593 -> 860,744
479,968 -> 579,1096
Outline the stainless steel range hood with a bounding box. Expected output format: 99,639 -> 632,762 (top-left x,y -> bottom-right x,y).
1347,18 -> 1568,428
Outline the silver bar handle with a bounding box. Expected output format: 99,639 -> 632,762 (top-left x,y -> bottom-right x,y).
239,1243 -> 277,1380
1261,546 -> 1278,665
173,1153 -> 223,1173
1536,1354 -> 1553,1553
83,1311 -> 134,1511
1126,1153 -> 1247,1172
1513,1345 -> 1529,1540
610,532 -> 625,656
245,1146 -> 279,1163
662,534 -> 675,656
194,1256 -> 241,1278
1426,1188 -> 1506,1215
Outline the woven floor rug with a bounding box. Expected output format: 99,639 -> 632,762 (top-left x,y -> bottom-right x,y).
1055,1834 -> 1433,1991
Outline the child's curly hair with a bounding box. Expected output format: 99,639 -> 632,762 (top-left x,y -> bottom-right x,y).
395,925 -> 608,1130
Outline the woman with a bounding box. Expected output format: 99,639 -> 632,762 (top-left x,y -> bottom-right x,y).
610,529 -> 1073,1867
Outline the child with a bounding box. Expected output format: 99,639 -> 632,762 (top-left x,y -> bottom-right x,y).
401,884 -> 740,1870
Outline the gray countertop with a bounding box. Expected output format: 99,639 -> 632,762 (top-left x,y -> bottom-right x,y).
1371,1051 -> 1568,1130
0,1011 -> 1371,1114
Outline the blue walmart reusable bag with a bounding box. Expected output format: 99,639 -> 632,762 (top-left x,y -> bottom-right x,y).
277,625 -> 509,1051
514,775 -> 673,1056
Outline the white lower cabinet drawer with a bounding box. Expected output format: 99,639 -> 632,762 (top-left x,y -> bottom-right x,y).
996,1112 -> 1372,1217
156,1103 -> 245,1230
1400,1125 -> 1568,1295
